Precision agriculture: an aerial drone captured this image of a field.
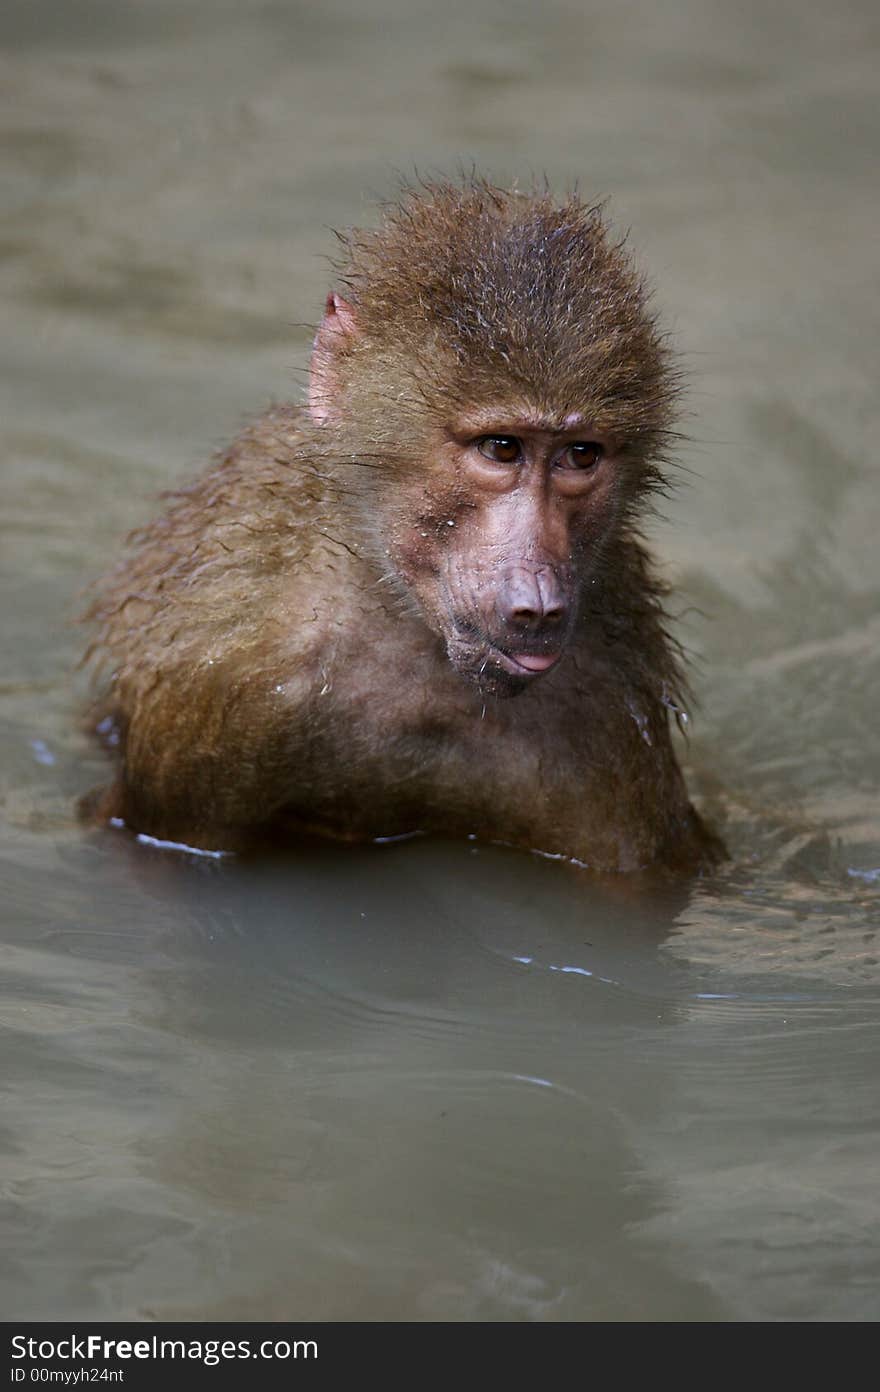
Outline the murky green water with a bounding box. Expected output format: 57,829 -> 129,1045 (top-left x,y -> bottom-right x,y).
2,0 -> 878,1321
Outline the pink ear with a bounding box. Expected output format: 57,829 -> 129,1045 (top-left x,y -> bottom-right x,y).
308,292 -> 357,424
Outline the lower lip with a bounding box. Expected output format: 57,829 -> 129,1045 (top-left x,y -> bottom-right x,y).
494,649 -> 561,676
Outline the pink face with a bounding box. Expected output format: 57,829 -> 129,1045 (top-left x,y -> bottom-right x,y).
308,296 -> 625,698
390,411 -> 622,697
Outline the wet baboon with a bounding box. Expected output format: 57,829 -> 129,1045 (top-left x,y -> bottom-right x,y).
84,179 -> 723,872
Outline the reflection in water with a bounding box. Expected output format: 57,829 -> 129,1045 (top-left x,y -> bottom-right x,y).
1,0 -> 879,1323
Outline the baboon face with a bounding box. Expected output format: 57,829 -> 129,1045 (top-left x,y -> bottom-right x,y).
385,411 -> 622,698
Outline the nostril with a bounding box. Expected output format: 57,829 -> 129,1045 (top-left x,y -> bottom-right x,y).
505,600 -> 567,628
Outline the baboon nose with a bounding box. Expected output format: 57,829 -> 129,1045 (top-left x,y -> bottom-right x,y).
499,568 -> 567,631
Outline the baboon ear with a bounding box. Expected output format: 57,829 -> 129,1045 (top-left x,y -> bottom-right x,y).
308,292 -> 358,424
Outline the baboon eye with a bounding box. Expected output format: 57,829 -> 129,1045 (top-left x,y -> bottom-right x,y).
477,436 -> 522,464
559,441 -> 604,471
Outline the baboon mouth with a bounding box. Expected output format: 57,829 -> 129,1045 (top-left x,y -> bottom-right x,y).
448,635 -> 562,696
488,646 -> 561,677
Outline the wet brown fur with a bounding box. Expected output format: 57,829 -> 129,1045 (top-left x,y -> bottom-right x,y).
83,179 -> 724,872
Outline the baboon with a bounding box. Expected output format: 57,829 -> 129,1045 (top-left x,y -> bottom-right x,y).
84,178 -> 724,873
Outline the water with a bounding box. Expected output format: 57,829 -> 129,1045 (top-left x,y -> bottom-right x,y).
2,0 -> 878,1321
